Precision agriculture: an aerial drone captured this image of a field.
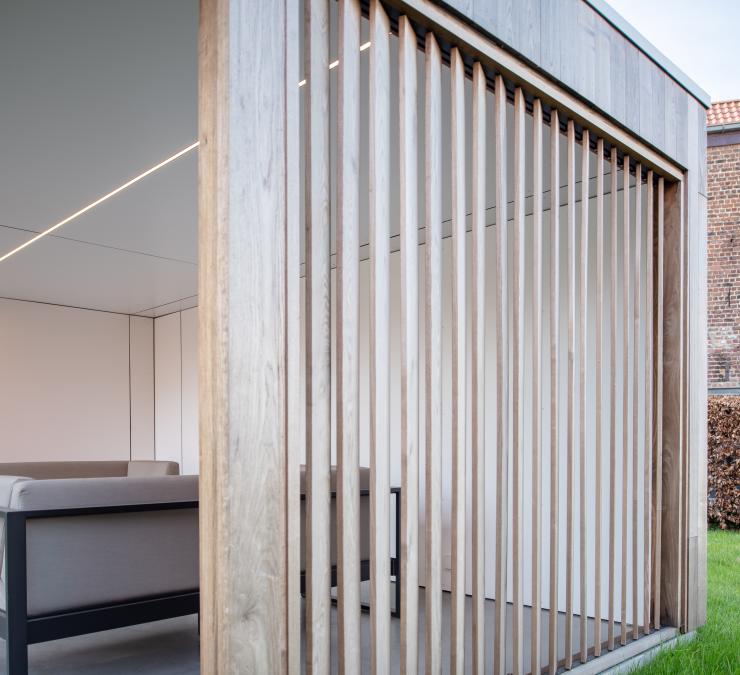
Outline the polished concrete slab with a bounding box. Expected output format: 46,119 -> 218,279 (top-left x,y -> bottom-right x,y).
1,585 -> 654,674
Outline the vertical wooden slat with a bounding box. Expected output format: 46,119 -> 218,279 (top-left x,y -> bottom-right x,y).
594,137 -> 604,658
579,128 -> 590,664
531,97 -> 544,675
199,1 -> 289,670
661,178 -> 684,631
644,170 -> 654,636
512,86 -> 526,675
608,146 -> 618,652
305,0 -> 332,669
369,2 -> 391,670
632,163 -> 642,642
424,31 -> 443,675
565,119 -> 576,670
653,177 -> 664,630
398,14 -> 419,675
548,108 -> 561,675
336,0 -> 362,668
450,46 -> 467,675
471,60 -> 487,675
621,154 -> 630,647
493,73 -> 509,675
285,0 -> 302,670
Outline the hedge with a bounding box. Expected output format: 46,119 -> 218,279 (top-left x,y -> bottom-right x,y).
707,395 -> 740,529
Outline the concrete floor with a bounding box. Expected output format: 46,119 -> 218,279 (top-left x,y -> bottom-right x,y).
1,585 -> 646,674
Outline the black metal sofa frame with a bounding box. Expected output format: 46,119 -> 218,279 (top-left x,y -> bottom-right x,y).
0,501 -> 199,675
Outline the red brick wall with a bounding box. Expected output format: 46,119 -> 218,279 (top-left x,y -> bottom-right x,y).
708,139 -> 740,387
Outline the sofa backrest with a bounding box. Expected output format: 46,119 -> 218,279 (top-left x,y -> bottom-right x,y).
0,460 -> 179,480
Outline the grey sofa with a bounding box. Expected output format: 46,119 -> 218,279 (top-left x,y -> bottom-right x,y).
0,461 -> 198,675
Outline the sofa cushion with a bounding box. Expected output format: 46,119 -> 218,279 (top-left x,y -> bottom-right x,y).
127,460 -> 180,477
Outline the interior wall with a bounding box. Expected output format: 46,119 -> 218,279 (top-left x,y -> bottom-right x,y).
0,298 -> 154,462
154,307 -> 199,475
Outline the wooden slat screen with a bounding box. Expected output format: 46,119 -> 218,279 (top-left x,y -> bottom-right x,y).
292,6 -> 673,672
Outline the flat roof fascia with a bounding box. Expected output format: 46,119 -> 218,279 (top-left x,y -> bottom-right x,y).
584,0 -> 711,108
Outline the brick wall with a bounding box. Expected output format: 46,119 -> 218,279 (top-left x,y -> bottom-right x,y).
708,139 -> 740,386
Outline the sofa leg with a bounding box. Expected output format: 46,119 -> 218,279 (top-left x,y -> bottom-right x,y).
5,512 -> 28,675
5,636 -> 28,675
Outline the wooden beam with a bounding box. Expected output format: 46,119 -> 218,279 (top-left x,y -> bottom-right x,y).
632,163 -> 642,643
653,177 -> 664,630
579,128 -> 590,664
336,0 -> 362,668
493,73 -> 509,675
424,31 -> 443,675
661,178 -> 684,629
621,154 -> 630,648
198,0 -> 288,670
594,136 -> 605,658
644,170 -> 654,635
471,60 -> 487,675
285,0 -> 302,670
512,85 -> 526,675
369,2 -> 391,670
608,145 -> 618,652
531,97 -> 544,675
565,119 -> 576,670
398,14 -> 419,675
450,46 -> 467,675
548,108 -> 561,675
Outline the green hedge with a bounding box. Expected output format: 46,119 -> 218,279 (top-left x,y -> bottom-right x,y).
708,396 -> 740,529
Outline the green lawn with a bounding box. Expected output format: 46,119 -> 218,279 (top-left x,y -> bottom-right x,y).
631,528 -> 740,674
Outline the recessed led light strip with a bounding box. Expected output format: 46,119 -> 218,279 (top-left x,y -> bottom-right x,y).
0,141 -> 200,263
298,40 -> 371,87
0,40 -> 375,263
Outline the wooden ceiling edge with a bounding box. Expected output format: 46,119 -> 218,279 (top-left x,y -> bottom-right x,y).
387,0 -> 685,183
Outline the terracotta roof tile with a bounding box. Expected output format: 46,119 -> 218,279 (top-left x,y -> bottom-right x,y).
708,100 -> 740,127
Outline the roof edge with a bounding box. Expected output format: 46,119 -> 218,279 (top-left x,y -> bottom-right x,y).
707,121 -> 740,134
584,0 -> 711,108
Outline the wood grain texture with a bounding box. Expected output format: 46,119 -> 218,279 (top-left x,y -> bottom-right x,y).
653,177 -> 664,630
493,73 -> 509,675
285,0 -> 302,670
199,0 -> 288,671
530,97 -> 543,675
306,0 -> 333,670
424,31 -> 443,675
450,46 -> 467,675
608,145 -> 618,652
565,119 -> 576,670
644,170 -> 654,635
336,1 -> 362,668
398,15 -> 419,675
369,2 -> 391,670
512,86 -> 526,675
632,163 -> 642,642
594,137 -> 604,658
548,108 -> 561,675
621,154 -> 631,648
661,178 -> 683,630
579,128 -> 590,664
471,60 -> 486,675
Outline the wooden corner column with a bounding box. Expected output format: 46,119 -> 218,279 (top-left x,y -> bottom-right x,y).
198,0 -> 290,672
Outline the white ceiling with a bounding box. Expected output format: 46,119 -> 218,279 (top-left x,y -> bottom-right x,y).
0,0 -> 198,317
0,1 -> 625,318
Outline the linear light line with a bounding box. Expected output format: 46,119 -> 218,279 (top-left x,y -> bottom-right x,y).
0,141 -> 200,263
298,40 -> 372,88
1,38 -> 376,263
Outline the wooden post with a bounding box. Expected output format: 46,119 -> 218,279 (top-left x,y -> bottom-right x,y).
198,0 -> 289,671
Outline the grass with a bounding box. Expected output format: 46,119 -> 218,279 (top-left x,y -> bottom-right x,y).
631,528 -> 740,674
